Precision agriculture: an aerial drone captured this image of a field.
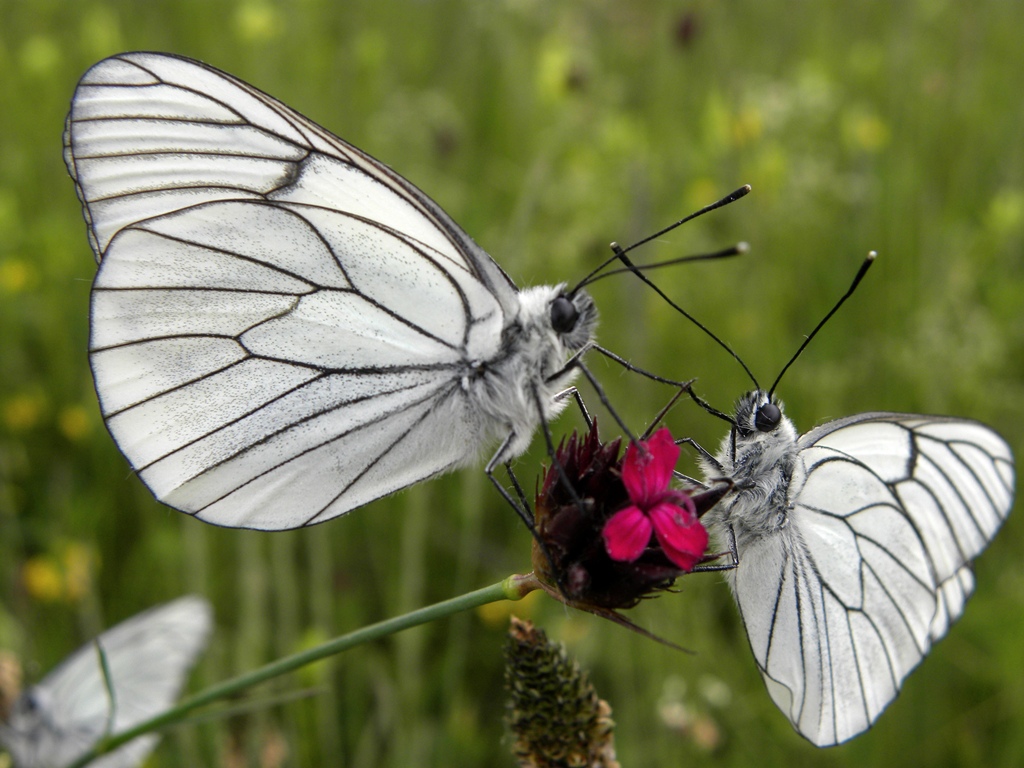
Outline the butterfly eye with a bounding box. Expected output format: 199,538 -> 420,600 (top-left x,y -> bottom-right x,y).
755,403 -> 782,432
17,689 -> 41,714
550,296 -> 579,334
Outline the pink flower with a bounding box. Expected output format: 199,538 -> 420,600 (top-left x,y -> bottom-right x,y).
601,429 -> 708,571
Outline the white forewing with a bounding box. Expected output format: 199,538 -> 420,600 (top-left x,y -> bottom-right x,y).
0,596 -> 212,768
709,403 -> 1014,746
65,53 -> 594,529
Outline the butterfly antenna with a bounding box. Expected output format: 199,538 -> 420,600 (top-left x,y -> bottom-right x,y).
608,241 -> 760,390
568,184 -> 752,295
768,251 -> 877,398
616,185 -> 751,259
575,243 -> 747,290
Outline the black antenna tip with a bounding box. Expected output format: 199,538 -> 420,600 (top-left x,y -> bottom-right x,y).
714,185 -> 752,208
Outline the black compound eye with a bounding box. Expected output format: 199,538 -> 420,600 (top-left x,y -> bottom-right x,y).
755,402 -> 781,432
19,689 -> 41,713
550,296 -> 579,334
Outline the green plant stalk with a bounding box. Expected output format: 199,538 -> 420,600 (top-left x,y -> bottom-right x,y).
67,572 -> 541,768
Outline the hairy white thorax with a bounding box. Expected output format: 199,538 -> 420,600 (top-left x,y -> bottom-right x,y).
467,284 -> 597,462
701,390 -> 800,547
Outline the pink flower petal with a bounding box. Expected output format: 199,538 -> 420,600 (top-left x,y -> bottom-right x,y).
644,428 -> 681,492
661,488 -> 697,518
602,506 -> 653,562
621,428 -> 681,505
621,441 -> 654,504
649,502 -> 708,572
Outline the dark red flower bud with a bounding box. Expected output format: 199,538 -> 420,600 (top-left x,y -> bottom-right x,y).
532,421 -> 726,616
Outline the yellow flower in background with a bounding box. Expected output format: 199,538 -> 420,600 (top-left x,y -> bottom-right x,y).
476,588 -> 541,628
747,143 -> 788,199
22,557 -> 63,603
3,394 -> 45,432
683,178 -> 722,217
843,109 -> 890,153
235,1 -> 282,43
536,39 -> 574,103
294,627 -> 333,688
58,405 -> 93,442
985,188 -> 1024,238
62,543 -> 97,602
731,106 -> 763,147
80,6 -> 124,60
19,36 -> 61,77
0,260 -> 33,294
21,543 -> 98,604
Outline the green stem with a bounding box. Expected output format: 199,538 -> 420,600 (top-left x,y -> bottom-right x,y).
68,572 -> 541,768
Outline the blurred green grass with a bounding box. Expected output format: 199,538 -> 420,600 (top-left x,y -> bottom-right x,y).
2,1 -> 1023,766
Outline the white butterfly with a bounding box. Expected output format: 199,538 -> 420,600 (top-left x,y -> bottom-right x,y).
63,52 -> 599,530
698,390 -> 1014,746
0,596 -> 212,768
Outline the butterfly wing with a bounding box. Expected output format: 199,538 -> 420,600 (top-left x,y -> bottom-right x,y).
733,413 -> 1014,746
0,596 -> 212,768
65,52 -> 518,529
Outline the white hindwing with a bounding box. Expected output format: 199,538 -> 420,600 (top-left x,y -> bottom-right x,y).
726,411 -> 1013,746
64,53 -> 581,529
0,596 -> 212,768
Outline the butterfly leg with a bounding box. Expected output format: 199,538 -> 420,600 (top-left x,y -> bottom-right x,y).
670,435 -> 717,486
485,434 -> 536,529
485,444 -> 570,592
554,346 -> 709,483
641,387 -> 689,439
565,343 -> 704,435
684,385 -> 736,427
558,340 -> 695,389
552,386 -> 593,428
553,357 -> 638,442
548,341 -> 697,446
690,524 -> 739,573
675,437 -> 723,472
484,454 -> 571,601
672,468 -> 707,487
529,384 -> 590,512
503,460 -> 533,520
482,384 -> 592,536
587,343 -> 695,388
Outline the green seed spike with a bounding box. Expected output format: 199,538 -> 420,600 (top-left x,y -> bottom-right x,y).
504,616 -> 619,768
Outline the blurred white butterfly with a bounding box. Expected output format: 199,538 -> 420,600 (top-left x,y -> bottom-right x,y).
687,256 -> 1016,746
63,52 -> 600,530
0,596 -> 212,768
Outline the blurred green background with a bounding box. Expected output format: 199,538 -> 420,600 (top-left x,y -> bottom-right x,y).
2,1 -> 1023,766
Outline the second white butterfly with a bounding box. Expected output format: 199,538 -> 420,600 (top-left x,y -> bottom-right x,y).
0,596 -> 212,768
689,257 -> 1015,746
